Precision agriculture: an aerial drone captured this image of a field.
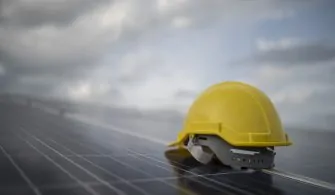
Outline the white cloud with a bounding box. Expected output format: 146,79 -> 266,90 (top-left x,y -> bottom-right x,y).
55,43 -> 201,112
157,0 -> 189,13
271,85 -> 319,104
245,63 -> 333,102
256,38 -> 301,51
117,49 -> 159,79
254,67 -> 313,104
119,72 -> 199,111
65,79 -> 113,102
257,65 -> 293,80
68,82 -> 92,100
237,60 -> 335,130
171,16 -> 191,28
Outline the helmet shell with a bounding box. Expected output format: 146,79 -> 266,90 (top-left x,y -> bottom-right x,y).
169,81 -> 292,147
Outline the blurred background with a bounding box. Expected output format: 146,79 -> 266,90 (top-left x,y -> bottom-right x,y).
0,0 -> 335,182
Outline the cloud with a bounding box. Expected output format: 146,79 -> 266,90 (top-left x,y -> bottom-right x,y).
116,69 -> 200,111
0,2 -> 297,67
1,0 -> 294,95
238,65 -> 335,130
0,0 -> 112,28
256,38 -> 301,52
252,39 -> 335,65
273,85 -> 335,130
237,38 -> 335,130
171,16 -> 192,28
2,0 -> 335,130
0,0 -> 145,96
264,9 -> 295,20
174,89 -> 198,100
0,62 -> 5,76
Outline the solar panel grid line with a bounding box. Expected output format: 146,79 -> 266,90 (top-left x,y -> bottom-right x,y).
18,120 -> 198,195
3,103 -> 335,195
80,135 -> 256,195
56,112 -> 335,193
66,115 -> 335,193
30,112 -> 259,195
71,120 -> 335,193
82,129 -> 257,195
14,128 -> 115,194
263,169 -> 335,191
20,119 -> 127,158
33,123 -> 199,195
20,128 -> 128,195
40,117 -> 256,195
76,117 -> 168,145
126,152 -> 247,195
37,180 -> 84,191
47,138 -> 152,195
22,119 -> 242,189
5,103 -> 335,194
6,154 -> 133,158
127,151 -> 266,190
37,171 -> 244,192
228,172 -> 287,195
21,108 -> 335,195
32,116 -> 160,158
23,118 -> 126,156
15,134 -> 100,195
100,172 -> 245,185
0,144 -> 42,195
60,138 -> 198,195
140,153 -> 194,169
126,150 -> 262,195
31,110 -> 165,146
231,171 -> 272,186
48,113 -> 169,146
0,186 -> 32,192
22,119 -> 132,159
126,151 -> 257,195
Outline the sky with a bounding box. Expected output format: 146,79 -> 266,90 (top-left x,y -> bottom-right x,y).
0,0 -> 335,130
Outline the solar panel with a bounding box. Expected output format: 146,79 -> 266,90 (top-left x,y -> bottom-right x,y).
0,102 -> 334,195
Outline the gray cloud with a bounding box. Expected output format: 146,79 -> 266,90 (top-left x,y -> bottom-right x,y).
1,54 -> 97,79
0,0 -> 112,28
0,75 -> 15,93
174,89 -> 198,100
2,0 -> 334,131
274,85 -> 335,131
0,0 -> 165,96
0,44 -> 102,95
238,43 -> 335,130
0,0 -> 300,94
254,43 -> 335,65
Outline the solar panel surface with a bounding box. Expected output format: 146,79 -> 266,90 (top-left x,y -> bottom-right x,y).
0,102 -> 334,195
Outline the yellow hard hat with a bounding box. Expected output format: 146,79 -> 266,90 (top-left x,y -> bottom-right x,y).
169,81 -> 292,148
